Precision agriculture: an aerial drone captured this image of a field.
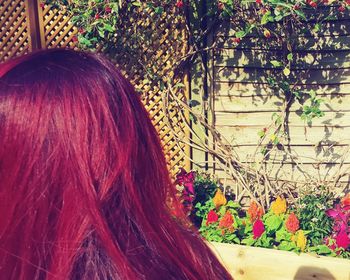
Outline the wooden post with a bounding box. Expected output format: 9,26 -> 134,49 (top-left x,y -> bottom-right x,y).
25,0 -> 44,51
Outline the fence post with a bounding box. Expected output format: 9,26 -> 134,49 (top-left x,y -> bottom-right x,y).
25,0 -> 44,51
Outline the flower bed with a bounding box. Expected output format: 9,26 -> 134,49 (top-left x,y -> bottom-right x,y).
175,169 -> 350,259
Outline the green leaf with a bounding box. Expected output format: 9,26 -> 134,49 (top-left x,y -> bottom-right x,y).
235,30 -> 246,38
104,23 -> 115,32
313,23 -> 321,33
271,60 -> 283,67
174,82 -> 185,88
78,36 -> 92,47
258,130 -> 265,138
316,245 -> 332,254
265,215 -> 283,232
294,10 -> 306,20
283,67 -> 290,76
154,6 -> 164,14
261,11 -> 272,25
287,53 -> 293,61
241,237 -> 255,246
278,240 -> 296,251
132,1 -> 142,6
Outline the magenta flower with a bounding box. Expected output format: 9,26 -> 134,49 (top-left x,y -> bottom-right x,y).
176,169 -> 196,203
335,231 -> 350,249
206,210 -> 219,226
253,219 -> 265,239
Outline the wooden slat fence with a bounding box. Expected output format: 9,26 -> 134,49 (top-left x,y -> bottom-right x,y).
201,10 -> 350,196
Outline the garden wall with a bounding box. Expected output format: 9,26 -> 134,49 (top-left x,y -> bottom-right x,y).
0,0 -> 190,174
203,9 -> 350,194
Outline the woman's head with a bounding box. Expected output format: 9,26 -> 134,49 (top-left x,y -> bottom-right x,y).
0,49 -> 231,280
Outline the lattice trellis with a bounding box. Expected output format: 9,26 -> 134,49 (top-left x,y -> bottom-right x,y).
0,1 -> 189,174
0,0 -> 30,61
40,3 -> 77,49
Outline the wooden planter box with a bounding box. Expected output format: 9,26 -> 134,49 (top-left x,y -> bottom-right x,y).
210,242 -> 350,280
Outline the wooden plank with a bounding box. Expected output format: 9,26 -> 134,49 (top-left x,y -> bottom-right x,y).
217,35 -> 350,51
214,66 -> 350,84
216,125 -> 350,146
214,94 -> 350,113
223,19 -> 350,37
215,111 -> 350,127
214,163 -> 350,183
210,242 -> 350,280
214,83 -> 350,97
214,49 -> 350,69
223,145 -> 350,164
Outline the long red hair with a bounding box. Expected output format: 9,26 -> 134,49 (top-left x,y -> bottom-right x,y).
0,49 -> 232,279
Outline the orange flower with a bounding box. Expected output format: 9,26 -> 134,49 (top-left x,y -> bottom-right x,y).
248,200 -> 264,222
213,189 -> 227,209
285,213 -> 300,233
219,211 -> 234,229
341,193 -> 350,207
271,196 -> 287,215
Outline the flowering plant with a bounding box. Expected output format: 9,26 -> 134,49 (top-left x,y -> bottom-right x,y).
177,170 -> 349,258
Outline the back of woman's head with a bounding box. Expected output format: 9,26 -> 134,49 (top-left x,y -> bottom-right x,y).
0,49 -> 231,280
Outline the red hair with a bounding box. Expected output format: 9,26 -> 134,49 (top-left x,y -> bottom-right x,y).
0,49 -> 232,279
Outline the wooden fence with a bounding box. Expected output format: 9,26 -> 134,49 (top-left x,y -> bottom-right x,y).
0,0 -> 190,174
205,10 -> 350,194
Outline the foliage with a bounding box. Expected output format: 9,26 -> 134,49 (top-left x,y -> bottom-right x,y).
177,169 -> 350,258
176,169 -> 218,227
294,190 -> 334,246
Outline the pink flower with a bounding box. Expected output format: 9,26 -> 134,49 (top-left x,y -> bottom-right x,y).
336,231 -> 350,249
206,210 -> 219,225
176,169 -> 195,202
253,219 -> 265,239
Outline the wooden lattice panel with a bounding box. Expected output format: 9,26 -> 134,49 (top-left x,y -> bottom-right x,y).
1,2 -> 189,173
108,4 -> 189,173
0,0 -> 30,61
40,4 -> 77,49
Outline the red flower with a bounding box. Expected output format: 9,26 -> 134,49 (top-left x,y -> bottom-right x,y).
253,219 -> 265,239
72,36 -> 78,43
285,213 -> 300,233
341,193 -> 350,207
39,2 -> 45,8
176,1 -> 184,8
346,0 -> 350,5
293,4 -> 300,10
218,2 -> 225,10
95,14 -> 100,19
219,212 -> 234,229
338,5 -> 346,12
105,6 -> 112,13
256,0 -> 262,4
247,200 -> 264,222
232,37 -> 241,44
335,231 -> 350,249
206,210 -> 219,225
309,1 -> 317,8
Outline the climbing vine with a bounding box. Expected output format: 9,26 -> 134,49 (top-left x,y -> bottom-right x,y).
44,0 -> 350,206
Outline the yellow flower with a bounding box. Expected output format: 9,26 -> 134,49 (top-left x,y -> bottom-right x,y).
271,196 -> 287,215
295,230 -> 307,252
213,189 -> 227,209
